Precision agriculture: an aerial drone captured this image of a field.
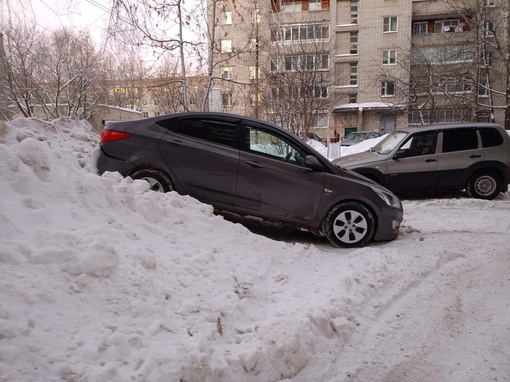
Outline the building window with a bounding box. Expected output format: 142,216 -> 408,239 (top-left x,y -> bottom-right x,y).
438,77 -> 468,93
275,24 -> 329,43
251,9 -> 260,24
222,93 -> 233,106
349,93 -> 357,103
309,0 -> 322,11
438,45 -> 473,62
383,50 -> 397,65
278,54 -> 329,72
478,83 -> 490,98
313,113 -> 329,128
413,22 -> 427,36
434,19 -> 460,33
484,0 -> 495,6
311,85 -> 328,98
482,51 -> 493,67
249,66 -> 260,80
220,11 -> 232,25
383,16 -> 398,32
282,0 -> 302,12
249,93 -> 260,106
381,81 -> 395,97
220,40 -> 232,53
350,32 -> 358,54
349,63 -> 358,86
484,22 -> 495,37
142,112 -> 149,118
221,67 -> 233,80
350,0 -> 358,24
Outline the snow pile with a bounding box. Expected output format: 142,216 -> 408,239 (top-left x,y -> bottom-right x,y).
0,117 -> 509,382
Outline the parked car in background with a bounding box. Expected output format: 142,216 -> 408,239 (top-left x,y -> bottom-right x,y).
341,131 -> 381,146
92,112 -> 403,248
333,123 -> 510,200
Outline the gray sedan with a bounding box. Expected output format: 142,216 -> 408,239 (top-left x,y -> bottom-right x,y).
92,112 -> 402,247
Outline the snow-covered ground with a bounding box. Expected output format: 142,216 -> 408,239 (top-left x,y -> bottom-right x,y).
1,117 -> 509,382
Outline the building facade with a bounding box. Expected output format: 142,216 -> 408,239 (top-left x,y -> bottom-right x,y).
208,0 -> 510,140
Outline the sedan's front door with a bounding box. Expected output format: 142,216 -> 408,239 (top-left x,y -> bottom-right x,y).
233,124 -> 325,221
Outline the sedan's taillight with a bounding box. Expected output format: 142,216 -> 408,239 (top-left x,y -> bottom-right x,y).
101,130 -> 131,143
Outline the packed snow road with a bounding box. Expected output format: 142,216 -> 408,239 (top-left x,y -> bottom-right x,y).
234,196 -> 510,382
1,117 -> 509,382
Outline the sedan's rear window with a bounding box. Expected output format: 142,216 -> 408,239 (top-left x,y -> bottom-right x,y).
175,119 -> 236,147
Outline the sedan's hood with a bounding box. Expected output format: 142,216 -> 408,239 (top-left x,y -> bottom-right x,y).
333,150 -> 385,169
340,139 -> 360,146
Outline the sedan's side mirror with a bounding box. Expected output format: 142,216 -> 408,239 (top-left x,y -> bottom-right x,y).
304,155 -> 324,170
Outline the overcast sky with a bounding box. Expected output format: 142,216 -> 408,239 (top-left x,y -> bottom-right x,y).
4,0 -> 110,41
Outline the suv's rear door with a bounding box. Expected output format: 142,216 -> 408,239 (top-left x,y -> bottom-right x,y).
437,127 -> 483,188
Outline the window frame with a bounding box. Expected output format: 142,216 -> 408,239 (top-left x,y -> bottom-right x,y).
382,49 -> 397,65
220,39 -> 233,53
381,80 -> 395,97
383,16 -> 398,33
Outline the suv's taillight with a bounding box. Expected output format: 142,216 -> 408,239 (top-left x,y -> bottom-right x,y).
101,130 -> 131,143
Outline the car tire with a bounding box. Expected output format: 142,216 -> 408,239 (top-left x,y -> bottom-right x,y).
324,202 -> 375,248
466,170 -> 501,200
130,169 -> 173,193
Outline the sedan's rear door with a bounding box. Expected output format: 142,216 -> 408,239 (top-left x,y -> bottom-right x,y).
233,122 -> 325,221
157,116 -> 240,205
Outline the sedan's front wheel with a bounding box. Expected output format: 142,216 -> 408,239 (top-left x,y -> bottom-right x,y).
325,202 -> 375,248
130,169 -> 173,193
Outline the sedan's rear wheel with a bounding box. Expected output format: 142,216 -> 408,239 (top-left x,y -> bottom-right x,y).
467,170 -> 501,200
325,202 -> 375,248
130,169 -> 173,193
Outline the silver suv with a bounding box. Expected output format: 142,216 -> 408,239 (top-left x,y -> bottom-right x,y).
333,123 -> 510,200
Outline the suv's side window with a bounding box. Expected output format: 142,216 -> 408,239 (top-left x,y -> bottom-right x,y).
400,132 -> 438,156
442,128 -> 478,152
244,125 -> 308,166
174,118 -> 237,148
480,127 -> 504,148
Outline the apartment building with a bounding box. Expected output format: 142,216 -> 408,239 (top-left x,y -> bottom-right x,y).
209,0 -> 510,139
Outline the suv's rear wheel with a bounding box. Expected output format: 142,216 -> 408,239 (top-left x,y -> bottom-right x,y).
467,170 -> 501,200
325,202 -> 375,248
130,169 -> 173,193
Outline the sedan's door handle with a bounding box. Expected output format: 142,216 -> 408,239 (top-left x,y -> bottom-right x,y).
244,160 -> 264,168
425,159 -> 437,163
470,154 -> 482,158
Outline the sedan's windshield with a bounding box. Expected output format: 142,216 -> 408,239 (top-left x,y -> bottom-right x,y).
346,132 -> 366,140
372,131 -> 409,154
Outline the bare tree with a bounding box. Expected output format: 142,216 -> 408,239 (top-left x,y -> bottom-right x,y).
444,0 -> 510,127
108,0 -> 207,110
40,28 -> 103,119
0,17 -> 104,120
259,13 -> 338,138
0,19 -> 45,118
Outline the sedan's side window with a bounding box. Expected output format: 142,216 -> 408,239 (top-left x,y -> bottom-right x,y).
174,118 -> 236,148
244,126 -> 307,165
